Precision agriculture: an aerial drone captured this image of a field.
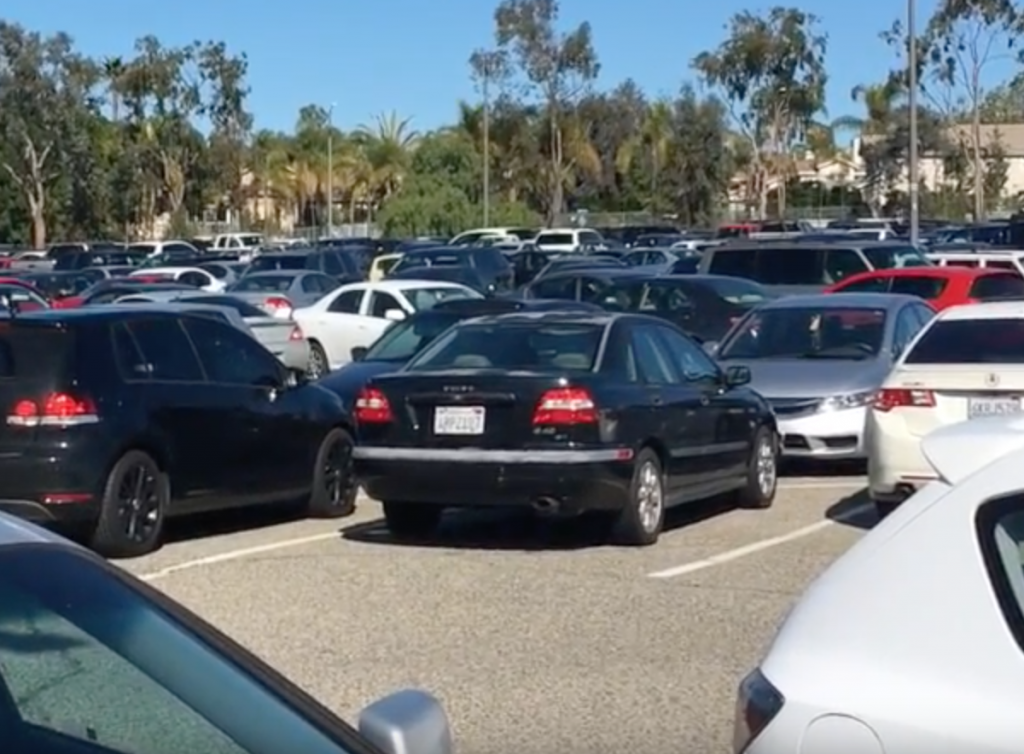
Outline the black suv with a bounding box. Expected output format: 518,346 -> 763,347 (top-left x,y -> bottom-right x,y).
388,246 -> 514,293
0,308 -> 356,557
247,247 -> 362,283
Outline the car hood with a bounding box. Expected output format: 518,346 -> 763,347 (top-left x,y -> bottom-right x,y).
718,357 -> 890,399
319,360 -> 405,406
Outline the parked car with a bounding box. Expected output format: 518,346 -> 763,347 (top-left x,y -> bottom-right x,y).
0,307 -> 357,557
15,270 -> 93,302
521,267 -> 656,304
385,263 -> 491,295
825,266 -> 1024,310
63,280 -> 195,307
736,416 -> 1024,754
714,293 -> 935,461
226,270 -> 342,318
0,280 -> 51,311
387,246 -> 514,293
595,275 -> 772,343
245,247 -> 361,283
294,280 -> 482,373
112,291 -> 312,375
867,300 -> 1024,515
129,266 -> 225,292
321,297 -> 605,406
53,248 -> 147,271
352,311 -> 778,543
926,250 -> 1024,276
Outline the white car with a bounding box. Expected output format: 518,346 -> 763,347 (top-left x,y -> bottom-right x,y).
129,266 -> 225,292
867,300 -> 1024,516
292,280 -> 482,371
533,227 -> 606,253
737,415 -> 1024,754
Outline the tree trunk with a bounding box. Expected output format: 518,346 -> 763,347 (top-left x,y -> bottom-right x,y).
28,197 -> 46,249
971,91 -> 985,222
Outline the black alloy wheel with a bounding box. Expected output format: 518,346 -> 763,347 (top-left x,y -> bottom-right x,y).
91,450 -> 168,558
308,428 -> 357,517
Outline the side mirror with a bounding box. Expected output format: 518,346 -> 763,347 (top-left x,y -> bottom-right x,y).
358,690 -> 453,754
351,346 -> 368,362
724,365 -> 751,387
384,308 -> 406,322
702,340 -> 719,356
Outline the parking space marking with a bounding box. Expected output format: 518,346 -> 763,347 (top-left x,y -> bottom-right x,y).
138,531 -> 339,582
777,479 -> 865,489
646,501 -> 873,579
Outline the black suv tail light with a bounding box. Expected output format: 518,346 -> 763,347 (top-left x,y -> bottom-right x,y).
733,668 -> 784,753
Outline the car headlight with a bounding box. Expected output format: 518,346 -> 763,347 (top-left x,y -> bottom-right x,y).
818,390 -> 876,412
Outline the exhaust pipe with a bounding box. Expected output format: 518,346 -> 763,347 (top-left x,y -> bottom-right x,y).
531,497 -> 561,515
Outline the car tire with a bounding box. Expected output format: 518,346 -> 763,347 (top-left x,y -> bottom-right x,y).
382,501 -> 443,539
611,448 -> 665,546
736,427 -> 778,509
874,500 -> 898,519
307,340 -> 330,379
307,427 -> 357,518
91,450 -> 169,559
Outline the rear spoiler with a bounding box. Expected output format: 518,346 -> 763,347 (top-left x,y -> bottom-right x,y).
923,416 -> 1024,484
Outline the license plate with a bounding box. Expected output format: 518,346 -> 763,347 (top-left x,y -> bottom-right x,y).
968,397 -> 1023,419
433,406 -> 485,435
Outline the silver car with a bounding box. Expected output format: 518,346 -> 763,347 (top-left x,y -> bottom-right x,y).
112,292 -> 313,375
0,511 -> 453,754
226,270 -> 342,317
712,293 -> 936,460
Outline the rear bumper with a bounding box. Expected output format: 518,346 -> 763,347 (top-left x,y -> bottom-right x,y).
0,438 -> 111,525
353,446 -> 634,511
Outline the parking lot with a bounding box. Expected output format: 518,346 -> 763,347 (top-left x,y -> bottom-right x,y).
118,468 -> 874,754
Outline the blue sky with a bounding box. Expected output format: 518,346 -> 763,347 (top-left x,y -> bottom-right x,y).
2,0 -> 972,134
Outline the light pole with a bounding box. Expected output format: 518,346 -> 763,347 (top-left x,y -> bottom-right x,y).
327,103 -> 335,236
908,0 -> 919,245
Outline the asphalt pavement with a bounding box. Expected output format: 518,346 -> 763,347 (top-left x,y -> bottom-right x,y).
119,470 -> 876,754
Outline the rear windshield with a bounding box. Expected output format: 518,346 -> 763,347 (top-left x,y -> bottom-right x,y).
0,324 -> 71,378
364,313 -> 463,362
970,275 -> 1024,300
905,318 -> 1024,364
536,233 -> 574,246
180,296 -> 266,318
508,228 -> 538,240
230,275 -> 294,292
409,322 -> 604,372
247,256 -> 307,272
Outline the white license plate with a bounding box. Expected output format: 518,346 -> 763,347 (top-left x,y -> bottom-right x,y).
968,397 -> 1023,419
433,406 -> 485,435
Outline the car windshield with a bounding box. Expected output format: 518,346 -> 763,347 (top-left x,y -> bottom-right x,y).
701,277 -> 770,304
248,256 -> 306,272
719,307 -> 887,360
404,286 -> 481,311
230,275 -> 295,292
0,546 -> 356,754
862,245 -> 931,269
364,313 -> 463,362
409,322 -> 604,372
599,282 -> 693,313
904,318 -> 1024,363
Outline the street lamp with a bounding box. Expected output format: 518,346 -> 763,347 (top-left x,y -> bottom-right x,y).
327,103 -> 336,236
482,71 -> 490,227
908,0 -> 919,245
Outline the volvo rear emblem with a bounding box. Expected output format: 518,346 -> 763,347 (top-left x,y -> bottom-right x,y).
986,372 -> 1000,388
443,385 -> 472,393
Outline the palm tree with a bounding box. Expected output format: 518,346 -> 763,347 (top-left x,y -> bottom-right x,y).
356,112 -> 419,206
102,56 -> 126,123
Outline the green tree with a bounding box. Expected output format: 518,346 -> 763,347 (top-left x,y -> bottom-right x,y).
693,7 -> 828,219
481,0 -> 600,222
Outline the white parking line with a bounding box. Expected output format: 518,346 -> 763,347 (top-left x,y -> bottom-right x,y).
138,532 -> 339,582
647,502 -> 874,579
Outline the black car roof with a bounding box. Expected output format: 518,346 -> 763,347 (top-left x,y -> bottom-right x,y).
11,305 -> 190,327
460,310 -> 619,327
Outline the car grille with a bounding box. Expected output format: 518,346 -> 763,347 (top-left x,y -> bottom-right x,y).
768,398 -> 821,417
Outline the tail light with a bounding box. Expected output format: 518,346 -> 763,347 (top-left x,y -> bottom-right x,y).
7,392 -> 99,427
355,387 -> 393,423
288,324 -> 304,341
733,668 -> 785,753
264,296 -> 293,315
873,387 -> 935,412
532,387 -> 597,425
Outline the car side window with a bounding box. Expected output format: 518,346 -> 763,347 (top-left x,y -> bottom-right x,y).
631,327 -> 679,385
889,275 -> 947,299
301,275 -> 320,293
322,252 -> 344,276
891,308 -> 920,358
529,277 -> 576,300
179,272 -> 208,288
369,292 -> 402,318
912,304 -> 935,329
328,289 -> 363,314
111,322 -> 150,381
125,317 -> 204,382
823,249 -> 869,284
654,326 -> 720,382
183,316 -> 282,386
837,276 -> 890,293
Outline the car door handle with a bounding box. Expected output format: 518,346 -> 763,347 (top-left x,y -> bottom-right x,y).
652,395 -> 663,406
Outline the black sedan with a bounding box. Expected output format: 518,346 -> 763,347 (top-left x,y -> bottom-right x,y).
353,311 -> 778,545
595,275 -> 773,342
320,297 -> 604,407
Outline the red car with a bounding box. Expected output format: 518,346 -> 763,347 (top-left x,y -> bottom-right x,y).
825,266 -> 1024,310
0,278 -> 51,311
